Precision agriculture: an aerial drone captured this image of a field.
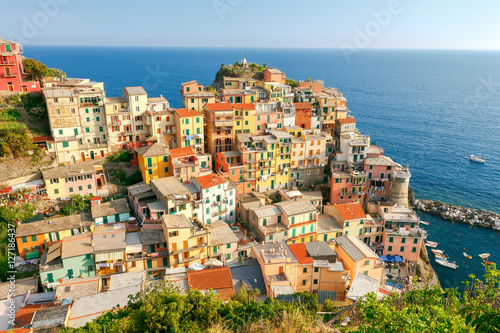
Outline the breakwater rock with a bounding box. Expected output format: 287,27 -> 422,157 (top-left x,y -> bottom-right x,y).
412,198 -> 500,231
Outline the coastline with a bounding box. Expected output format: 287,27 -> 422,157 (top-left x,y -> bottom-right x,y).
408,188 -> 500,231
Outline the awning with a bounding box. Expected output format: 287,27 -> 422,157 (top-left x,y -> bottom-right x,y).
26,251 -> 40,259
95,251 -> 123,262
380,256 -> 389,262
386,255 -> 403,263
126,244 -> 143,254
11,179 -> 44,191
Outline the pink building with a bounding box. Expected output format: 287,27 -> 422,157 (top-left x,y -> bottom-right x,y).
255,105 -> 284,135
0,38 -> 40,92
170,147 -> 212,184
363,146 -> 397,202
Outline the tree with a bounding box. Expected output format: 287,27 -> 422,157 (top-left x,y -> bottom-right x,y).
286,78 -> 299,87
46,67 -> 66,78
0,124 -> 35,158
22,58 -> 48,81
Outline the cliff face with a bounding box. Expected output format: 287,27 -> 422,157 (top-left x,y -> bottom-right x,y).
211,64 -> 265,90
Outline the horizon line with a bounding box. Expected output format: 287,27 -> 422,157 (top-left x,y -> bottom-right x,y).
20,44 -> 500,51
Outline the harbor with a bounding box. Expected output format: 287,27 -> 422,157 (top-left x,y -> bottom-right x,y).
417,211 -> 499,290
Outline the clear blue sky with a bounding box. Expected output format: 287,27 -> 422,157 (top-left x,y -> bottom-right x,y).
2,0 -> 500,49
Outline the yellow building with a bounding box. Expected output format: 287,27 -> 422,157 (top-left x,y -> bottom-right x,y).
173,108 -> 204,153
150,176 -> 197,219
325,202 -> 366,238
232,103 -> 256,136
136,143 -> 172,184
162,214 -> 209,268
317,88 -> 349,130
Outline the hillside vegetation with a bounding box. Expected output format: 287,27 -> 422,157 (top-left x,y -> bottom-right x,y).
62,264 -> 499,332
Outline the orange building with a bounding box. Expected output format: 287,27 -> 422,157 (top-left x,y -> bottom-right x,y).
186,267 -> 235,301
204,103 -> 234,154
263,68 -> 286,83
214,150 -> 245,193
294,102 -> 313,129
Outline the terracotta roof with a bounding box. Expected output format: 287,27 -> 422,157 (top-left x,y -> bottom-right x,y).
334,202 -> 366,221
181,80 -> 197,86
293,102 -> 312,110
338,118 -> 356,124
187,267 -> 235,300
13,302 -> 54,328
169,147 -> 195,159
195,173 -> 226,189
288,243 -> 314,265
232,103 -> 255,109
174,108 -> 202,118
205,103 -> 233,111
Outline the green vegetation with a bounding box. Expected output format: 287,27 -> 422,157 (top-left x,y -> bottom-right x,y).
59,194 -> 94,216
22,58 -> 67,81
106,151 -> 131,163
60,264 -> 499,332
286,78 -> 299,87
0,123 -> 37,158
21,92 -> 48,119
0,204 -> 36,282
0,108 -> 22,121
108,168 -> 143,186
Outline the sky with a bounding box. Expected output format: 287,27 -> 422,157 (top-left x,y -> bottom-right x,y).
1,0 -> 500,49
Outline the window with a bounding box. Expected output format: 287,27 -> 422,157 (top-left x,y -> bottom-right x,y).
413,238 -> 418,244
303,267 -> 307,273
68,269 -> 74,279
21,236 -> 28,243
164,167 -> 169,173
302,280 -> 307,286
54,189 -> 59,194
313,279 -> 318,285
62,142 -> 69,148
226,243 -> 231,249
400,246 -> 405,252
401,238 -> 406,244
389,237 -> 394,243
88,184 -> 92,189
69,187 -> 74,193
5,44 -> 12,52
365,260 -> 370,266
291,216 -> 295,225
262,218 -> 267,226
412,247 -> 417,253
78,186 -> 83,191
314,267 -> 319,273
88,265 -> 94,272
47,273 -> 54,283
85,254 -> 92,260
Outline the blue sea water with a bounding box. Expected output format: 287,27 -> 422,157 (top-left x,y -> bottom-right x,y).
24,46 -> 500,288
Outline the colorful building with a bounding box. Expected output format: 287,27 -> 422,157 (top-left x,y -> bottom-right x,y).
15,213 -> 94,259
329,166 -> 367,205
162,214 -> 209,268
203,103 -> 234,154
90,198 -> 131,225
92,224 -> 127,276
39,233 -> 96,290
294,102 -> 313,129
180,80 -> 215,112
186,267 -> 235,301
136,143 -> 172,184
263,68 -> 286,83
169,147 -> 212,184
207,220 -> 239,263
42,162 -> 108,200
214,150 -> 245,193
326,202 -> 366,238
173,108 -> 204,153
0,38 -> 40,92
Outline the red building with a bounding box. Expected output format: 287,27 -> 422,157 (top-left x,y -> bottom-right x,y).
214,150 -> 245,193
294,102 -> 313,129
0,38 -> 40,92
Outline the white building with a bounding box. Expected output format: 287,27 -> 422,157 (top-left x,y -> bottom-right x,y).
190,173 -> 236,225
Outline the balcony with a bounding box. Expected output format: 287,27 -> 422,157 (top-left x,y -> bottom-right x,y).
1,73 -> 17,78
170,243 -> 207,255
213,209 -> 228,217
171,253 -> 202,265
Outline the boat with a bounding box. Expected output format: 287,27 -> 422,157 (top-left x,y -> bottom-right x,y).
463,252 -> 472,259
420,221 -> 429,225
468,154 -> 486,164
425,241 -> 439,248
435,258 -> 458,269
435,253 -> 448,260
479,253 -> 491,260
431,249 -> 444,255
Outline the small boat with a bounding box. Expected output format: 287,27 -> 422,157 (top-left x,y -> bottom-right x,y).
425,241 -> 439,248
435,258 -> 458,269
463,252 -> 472,259
420,221 -> 429,225
468,154 -> 486,164
479,253 -> 491,260
431,249 -> 444,255
435,253 -> 448,260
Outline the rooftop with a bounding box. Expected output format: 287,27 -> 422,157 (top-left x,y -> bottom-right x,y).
347,272 -> 380,301
232,103 -> 255,109
364,155 -> 397,166
124,86 -> 147,95
334,202 -> 366,221
41,161 -> 97,180
205,103 -> 233,111
230,263 -> 266,294
140,228 -> 166,246
55,276 -> 100,301
293,102 -> 312,109
207,220 -> 238,247
135,143 -> 170,158
253,241 -> 297,263
317,214 -> 342,234
92,229 -> 126,252
252,205 -> 282,219
335,235 -> 378,261
305,241 -> 337,258
31,304 -> 70,331
288,243 -> 314,264
169,147 -> 196,159
109,271 -> 144,291
0,276 -> 38,300
127,182 -> 151,196
174,108 -> 203,118
91,198 -> 130,219
187,267 -> 235,301
13,302 -> 54,329
16,213 -> 93,238
338,118 -> 356,124
265,68 -> 283,74
163,214 -> 192,229
68,285 -> 141,328
61,233 -> 93,259
194,173 -> 227,189
275,199 -> 316,216
151,176 -> 190,198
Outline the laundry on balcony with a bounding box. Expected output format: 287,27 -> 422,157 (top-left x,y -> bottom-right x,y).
186,135 -> 194,140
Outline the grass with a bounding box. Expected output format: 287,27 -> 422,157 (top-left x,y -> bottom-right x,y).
0,108 -> 22,121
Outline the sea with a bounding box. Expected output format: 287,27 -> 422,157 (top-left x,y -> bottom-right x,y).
24,46 -> 500,289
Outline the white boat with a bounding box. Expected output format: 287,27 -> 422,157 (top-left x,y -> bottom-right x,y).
425,241 -> 439,248
479,253 -> 491,260
463,252 -> 472,259
435,258 -> 458,269
420,221 -> 429,225
431,249 -> 444,255
435,253 -> 448,260
468,154 -> 486,164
